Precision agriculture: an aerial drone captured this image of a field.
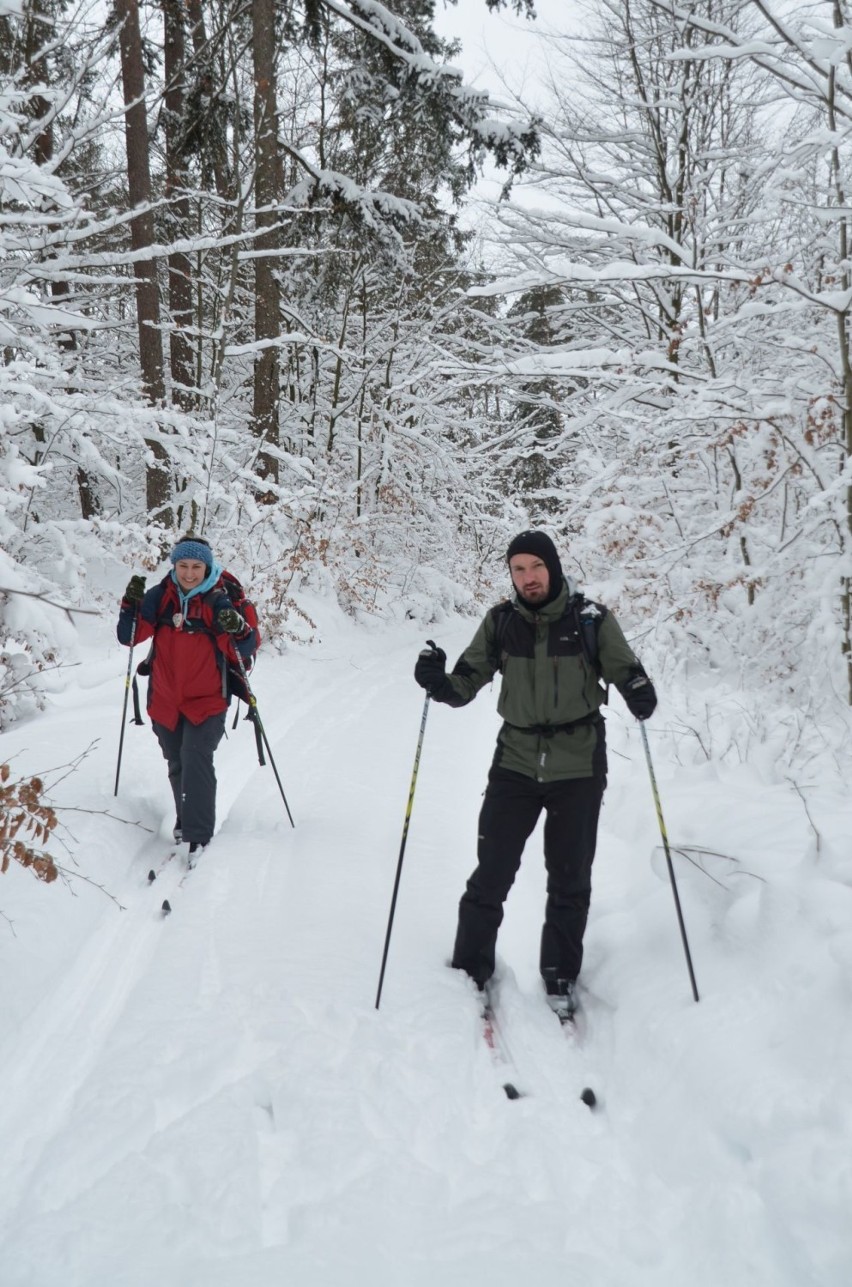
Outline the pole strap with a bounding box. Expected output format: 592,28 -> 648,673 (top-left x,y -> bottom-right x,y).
248,702 -> 266,766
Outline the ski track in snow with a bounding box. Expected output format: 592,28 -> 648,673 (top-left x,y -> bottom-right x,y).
0,608 -> 851,1286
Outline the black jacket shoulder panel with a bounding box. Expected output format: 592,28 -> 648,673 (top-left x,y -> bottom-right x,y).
489,600 -> 535,666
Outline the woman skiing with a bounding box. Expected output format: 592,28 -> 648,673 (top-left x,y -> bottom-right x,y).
117,535 -> 258,857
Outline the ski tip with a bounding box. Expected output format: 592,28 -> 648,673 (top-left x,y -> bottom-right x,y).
503,1082 -> 522,1101
580,1086 -> 597,1109
161,899 -> 172,916
147,869 -> 156,884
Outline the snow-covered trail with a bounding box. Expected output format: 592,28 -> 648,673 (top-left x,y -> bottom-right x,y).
1,608 -> 851,1286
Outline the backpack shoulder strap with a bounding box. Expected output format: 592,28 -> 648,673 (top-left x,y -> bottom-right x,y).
488,599 -> 514,671
148,577 -> 175,626
204,575 -> 233,610
204,570 -> 252,617
570,594 -> 608,676
216,569 -> 241,597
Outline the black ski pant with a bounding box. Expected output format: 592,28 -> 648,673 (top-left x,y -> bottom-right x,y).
451,764 -> 606,988
152,712 -> 226,847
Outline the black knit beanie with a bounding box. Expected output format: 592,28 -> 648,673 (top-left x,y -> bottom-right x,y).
506,530 -> 564,605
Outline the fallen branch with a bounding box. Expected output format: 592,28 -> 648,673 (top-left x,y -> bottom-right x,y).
669,844 -> 765,886
54,865 -> 126,910
786,778 -> 821,857
59,807 -> 153,833
0,586 -> 101,621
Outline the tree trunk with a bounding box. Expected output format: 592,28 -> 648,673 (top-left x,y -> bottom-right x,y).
185,0 -> 233,202
163,0 -> 195,412
116,0 -> 171,521
837,305 -> 852,702
251,0 -> 280,493
826,33 -> 852,702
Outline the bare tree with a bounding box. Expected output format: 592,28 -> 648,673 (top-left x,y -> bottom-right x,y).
656,0 -> 852,698
251,0 -> 280,493
115,0 -> 170,520
19,0 -> 99,520
163,0 -> 195,412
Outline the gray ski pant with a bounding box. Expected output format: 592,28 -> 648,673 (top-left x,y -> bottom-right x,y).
152,712 -> 226,846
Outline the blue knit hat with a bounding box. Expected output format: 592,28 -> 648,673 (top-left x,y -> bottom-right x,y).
170,535 -> 214,568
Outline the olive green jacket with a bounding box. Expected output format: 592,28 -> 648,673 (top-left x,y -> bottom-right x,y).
433,579 -> 643,782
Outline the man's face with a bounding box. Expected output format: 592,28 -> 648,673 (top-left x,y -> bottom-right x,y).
509,554 -> 550,604
174,558 -> 208,592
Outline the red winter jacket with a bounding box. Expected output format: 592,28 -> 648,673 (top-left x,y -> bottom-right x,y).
117,575 -> 256,731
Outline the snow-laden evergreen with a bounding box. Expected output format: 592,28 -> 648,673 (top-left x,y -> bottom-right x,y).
1,598 -> 850,1285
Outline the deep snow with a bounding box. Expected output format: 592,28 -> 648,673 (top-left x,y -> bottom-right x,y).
1,599 -> 851,1287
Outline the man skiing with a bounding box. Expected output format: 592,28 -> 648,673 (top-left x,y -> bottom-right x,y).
414,530 -> 656,1019
117,535 -> 258,860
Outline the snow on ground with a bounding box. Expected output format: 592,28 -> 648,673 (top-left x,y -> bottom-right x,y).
1,600 -> 851,1287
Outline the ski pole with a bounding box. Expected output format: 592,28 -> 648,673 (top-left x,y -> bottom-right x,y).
114,609 -> 140,797
375,678 -> 433,1010
639,721 -> 700,1003
232,653 -> 295,828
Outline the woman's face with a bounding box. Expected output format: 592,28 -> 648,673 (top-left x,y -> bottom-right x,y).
174,558 -> 208,592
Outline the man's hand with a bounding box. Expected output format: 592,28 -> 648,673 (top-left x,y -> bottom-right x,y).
414,642 -> 447,693
622,671 -> 657,721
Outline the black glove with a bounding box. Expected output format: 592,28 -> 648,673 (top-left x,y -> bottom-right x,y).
622,670 -> 657,721
124,575 -> 146,603
414,642 -> 447,694
217,607 -> 245,634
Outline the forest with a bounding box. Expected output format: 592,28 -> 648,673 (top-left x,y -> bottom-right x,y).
3,0 -> 852,745
3,11 -> 852,1281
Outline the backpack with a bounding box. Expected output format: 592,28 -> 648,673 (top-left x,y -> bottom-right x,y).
203,570 -> 261,705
